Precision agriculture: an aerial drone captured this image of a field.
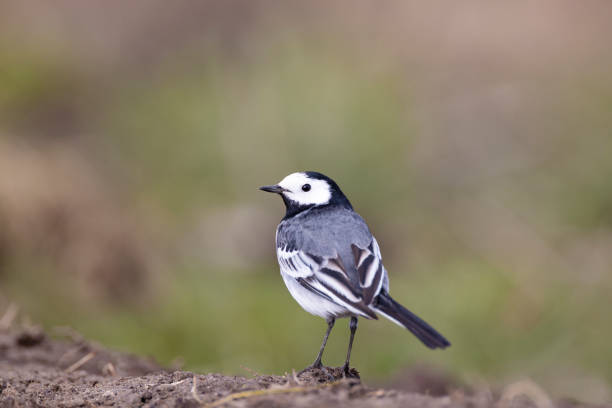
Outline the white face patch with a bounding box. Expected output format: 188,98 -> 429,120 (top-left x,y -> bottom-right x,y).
277,172 -> 332,206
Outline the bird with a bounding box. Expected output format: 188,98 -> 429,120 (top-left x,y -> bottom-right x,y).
260,171 -> 450,377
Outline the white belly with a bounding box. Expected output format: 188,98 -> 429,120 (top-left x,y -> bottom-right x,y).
281,271 -> 351,320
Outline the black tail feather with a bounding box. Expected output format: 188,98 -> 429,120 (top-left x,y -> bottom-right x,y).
373,291 -> 451,349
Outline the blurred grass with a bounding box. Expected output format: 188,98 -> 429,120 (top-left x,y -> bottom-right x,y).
102,46 -> 413,218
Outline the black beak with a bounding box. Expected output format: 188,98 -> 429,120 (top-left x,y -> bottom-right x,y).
259,184 -> 286,194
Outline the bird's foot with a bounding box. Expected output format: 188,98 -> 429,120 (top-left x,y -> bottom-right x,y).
297,361 -> 335,382
341,364 -> 360,379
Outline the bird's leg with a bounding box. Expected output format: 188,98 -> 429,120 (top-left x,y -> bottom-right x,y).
298,318 -> 335,376
342,316 -> 358,377
312,318 -> 335,368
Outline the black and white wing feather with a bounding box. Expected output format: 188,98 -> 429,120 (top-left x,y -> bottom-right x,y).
276,235 -> 391,320
351,239 -> 387,304
277,244 -> 379,319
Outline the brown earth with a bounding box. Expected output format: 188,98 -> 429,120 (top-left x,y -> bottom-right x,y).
0,327 -> 599,408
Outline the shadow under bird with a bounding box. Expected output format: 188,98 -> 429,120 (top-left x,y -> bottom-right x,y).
260,171 -> 450,378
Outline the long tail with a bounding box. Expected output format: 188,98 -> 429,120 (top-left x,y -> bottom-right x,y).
372,291 -> 451,349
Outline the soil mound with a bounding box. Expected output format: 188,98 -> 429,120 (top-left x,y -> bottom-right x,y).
0,327 -> 597,408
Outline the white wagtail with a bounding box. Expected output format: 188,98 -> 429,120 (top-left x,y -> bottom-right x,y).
260,171 -> 450,377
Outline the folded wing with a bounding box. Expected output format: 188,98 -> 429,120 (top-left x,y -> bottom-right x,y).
277,244 -> 378,319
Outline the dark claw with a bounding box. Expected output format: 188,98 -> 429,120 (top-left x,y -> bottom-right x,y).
341,365 -> 360,379
342,364 -> 349,378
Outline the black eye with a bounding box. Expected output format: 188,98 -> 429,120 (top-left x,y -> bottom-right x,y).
301,184 -> 311,192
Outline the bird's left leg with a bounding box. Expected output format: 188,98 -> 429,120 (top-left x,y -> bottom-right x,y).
341,316 -> 358,377
298,318 -> 335,378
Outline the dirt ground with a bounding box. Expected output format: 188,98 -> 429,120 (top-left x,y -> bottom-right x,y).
0,327 -> 601,408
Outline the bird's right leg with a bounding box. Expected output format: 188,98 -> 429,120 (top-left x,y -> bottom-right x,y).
298,317 -> 335,376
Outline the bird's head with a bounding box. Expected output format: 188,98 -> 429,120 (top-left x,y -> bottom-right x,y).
260,171 -> 352,218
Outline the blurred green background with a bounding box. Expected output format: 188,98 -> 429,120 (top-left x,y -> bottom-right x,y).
1,1 -> 612,404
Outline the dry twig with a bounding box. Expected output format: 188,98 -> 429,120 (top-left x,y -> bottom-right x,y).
191,375 -> 203,404
65,352 -> 96,373
202,380 -> 343,408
